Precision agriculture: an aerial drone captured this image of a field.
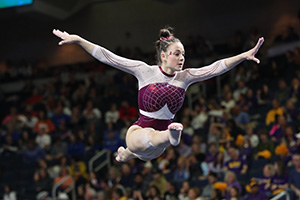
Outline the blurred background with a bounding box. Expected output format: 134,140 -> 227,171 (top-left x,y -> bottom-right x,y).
0,0 -> 300,200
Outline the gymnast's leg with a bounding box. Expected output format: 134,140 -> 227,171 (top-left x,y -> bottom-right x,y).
115,123 -> 183,162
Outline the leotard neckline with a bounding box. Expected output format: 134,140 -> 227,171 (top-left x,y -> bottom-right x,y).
158,66 -> 176,77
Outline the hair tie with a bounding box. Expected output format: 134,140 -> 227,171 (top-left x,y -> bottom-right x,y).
160,36 -> 173,41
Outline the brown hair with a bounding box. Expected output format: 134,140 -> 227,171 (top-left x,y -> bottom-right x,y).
155,26 -> 181,65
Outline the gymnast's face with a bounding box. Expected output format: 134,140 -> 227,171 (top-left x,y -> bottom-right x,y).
161,42 -> 185,72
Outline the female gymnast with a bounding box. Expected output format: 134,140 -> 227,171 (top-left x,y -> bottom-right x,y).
53,28 -> 264,162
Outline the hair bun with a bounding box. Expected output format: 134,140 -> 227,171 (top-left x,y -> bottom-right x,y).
159,27 -> 174,38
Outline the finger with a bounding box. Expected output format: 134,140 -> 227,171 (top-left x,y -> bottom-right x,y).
253,57 -> 260,64
53,29 -> 66,39
255,37 -> 264,50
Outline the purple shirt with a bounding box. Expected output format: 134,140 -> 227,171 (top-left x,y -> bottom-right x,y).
225,158 -> 247,174
244,192 -> 269,200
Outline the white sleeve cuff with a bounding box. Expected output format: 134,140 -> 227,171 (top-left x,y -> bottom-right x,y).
221,59 -> 229,71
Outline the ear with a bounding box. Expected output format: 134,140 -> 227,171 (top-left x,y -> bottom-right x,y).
161,51 -> 167,62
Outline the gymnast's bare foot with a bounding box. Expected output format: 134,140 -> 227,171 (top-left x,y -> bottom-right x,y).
168,122 -> 183,146
115,146 -> 136,162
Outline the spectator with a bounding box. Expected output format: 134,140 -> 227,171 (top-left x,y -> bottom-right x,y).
178,181 -> 190,200
132,173 -> 148,195
265,99 -> 284,126
164,181 -> 178,200
52,102 -> 71,129
35,124 -> 51,151
82,100 -> 102,124
289,78 -> 300,103
141,161 -> 154,189
3,185 -> 17,200
69,156 -> 89,186
288,153 -> 300,199
173,156 -> 190,182
0,134 -> 18,158
22,104 -> 38,130
22,87 -> 43,106
182,117 -> 195,136
45,137 -> 67,163
257,84 -> 272,106
243,125 -> 259,148
212,189 -> 223,200
244,179 -> 268,200
191,105 -> 208,131
34,110 -> 55,134
207,123 -> 223,144
254,130 -> 275,159
119,100 -> 137,121
145,185 -> 161,200
283,126 -> 297,154
271,161 -> 288,196
187,188 -> 201,200
233,80 -> 248,101
105,103 -> 119,124
53,167 -> 73,191
201,172 -> 218,199
33,168 -> 53,193
221,91 -> 236,114
206,143 -> 218,164
70,106 -> 85,130
208,152 -> 225,179
67,134 -> 85,158
228,186 -> 241,200
231,105 -> 250,128
224,147 -> 248,174
275,79 -> 290,104
188,153 -> 208,180
51,156 -> 70,178
119,163 -> 135,188
102,130 -> 124,153
23,138 -> 45,163
245,88 -> 258,111
257,164 -> 275,196
269,115 -> 287,144
224,171 -> 242,200
285,99 -> 300,123
150,169 -> 167,196
2,107 -> 24,128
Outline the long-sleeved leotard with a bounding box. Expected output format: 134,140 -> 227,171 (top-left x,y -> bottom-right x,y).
92,45 -> 229,130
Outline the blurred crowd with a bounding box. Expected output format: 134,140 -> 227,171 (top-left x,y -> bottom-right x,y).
1,25 -> 300,200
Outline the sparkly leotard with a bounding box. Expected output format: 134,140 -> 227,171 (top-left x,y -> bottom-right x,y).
92,45 -> 229,130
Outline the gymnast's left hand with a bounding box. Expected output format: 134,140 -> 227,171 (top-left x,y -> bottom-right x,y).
244,37 -> 264,64
53,29 -> 81,45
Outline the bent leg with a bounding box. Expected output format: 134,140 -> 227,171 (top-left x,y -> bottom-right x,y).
116,123 -> 183,162
149,122 -> 183,147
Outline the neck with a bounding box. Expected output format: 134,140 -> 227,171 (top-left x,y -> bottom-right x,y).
160,64 -> 175,76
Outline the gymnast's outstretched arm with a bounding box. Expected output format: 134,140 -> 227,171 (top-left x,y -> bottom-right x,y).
224,37 -> 264,67
183,37 -> 264,87
52,29 -> 148,76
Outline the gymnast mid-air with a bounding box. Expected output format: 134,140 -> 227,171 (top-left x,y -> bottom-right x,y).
53,27 -> 264,162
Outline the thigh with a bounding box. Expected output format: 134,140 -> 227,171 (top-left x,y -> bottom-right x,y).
126,125 -> 155,152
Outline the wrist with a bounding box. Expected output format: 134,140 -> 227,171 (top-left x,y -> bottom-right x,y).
75,36 -> 83,44
240,52 -> 248,60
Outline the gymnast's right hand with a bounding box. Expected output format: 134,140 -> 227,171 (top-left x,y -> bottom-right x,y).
53,29 -> 80,45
